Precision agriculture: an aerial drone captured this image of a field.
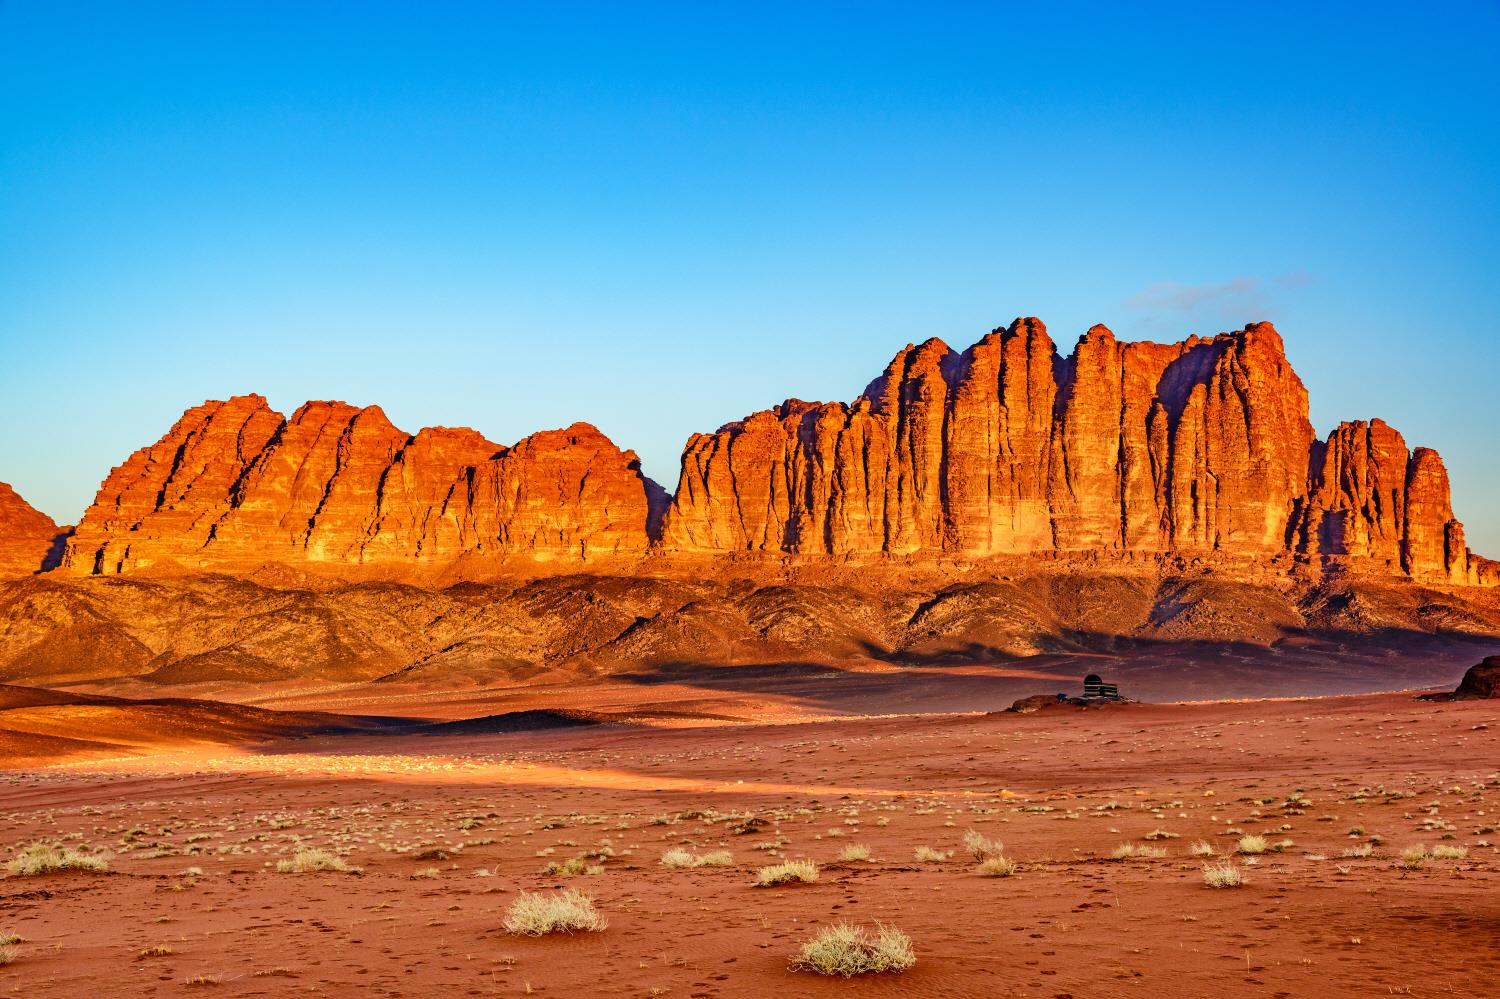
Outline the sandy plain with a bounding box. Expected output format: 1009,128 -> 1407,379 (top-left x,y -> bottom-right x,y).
1,649 -> 1498,997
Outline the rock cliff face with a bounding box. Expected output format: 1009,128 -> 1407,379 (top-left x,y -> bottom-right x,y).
0,482 -> 62,577
1295,420 -> 1486,584
64,396 -> 664,575
52,319 -> 1495,585
665,319 -> 1493,584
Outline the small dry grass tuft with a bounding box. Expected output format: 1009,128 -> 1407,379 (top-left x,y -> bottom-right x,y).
754,860 -> 819,886
978,856 -> 1018,877
912,846 -> 951,863
1431,844 -> 1467,860
659,848 -> 733,869
962,830 -> 1003,861
502,889 -> 606,936
1201,860 -> 1247,888
1190,840 -> 1216,857
543,856 -> 603,877
6,842 -> 109,876
1399,845 -> 1428,869
139,944 -> 175,958
0,944 -> 15,967
1111,843 -> 1167,860
835,844 -> 872,863
1236,835 -> 1269,855
276,849 -> 354,875
789,923 -> 915,977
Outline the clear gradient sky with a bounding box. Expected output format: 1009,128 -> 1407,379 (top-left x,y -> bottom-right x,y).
2,3 -> 1497,552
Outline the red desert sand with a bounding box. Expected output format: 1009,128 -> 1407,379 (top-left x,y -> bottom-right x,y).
1,682 -> 1498,997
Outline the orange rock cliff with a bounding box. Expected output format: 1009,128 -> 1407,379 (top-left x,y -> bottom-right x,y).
0,481 -> 64,576
9,319 -> 1490,585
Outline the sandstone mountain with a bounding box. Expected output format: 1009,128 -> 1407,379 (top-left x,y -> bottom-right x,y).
2,318 -> 1498,692
62,398 -> 666,577
0,482 -> 63,577
41,318 -> 1494,587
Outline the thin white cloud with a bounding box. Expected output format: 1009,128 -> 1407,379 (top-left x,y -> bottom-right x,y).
1123,272 -> 1314,331
1125,276 -> 1263,314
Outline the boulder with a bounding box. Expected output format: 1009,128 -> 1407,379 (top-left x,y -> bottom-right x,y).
1454,656 -> 1500,699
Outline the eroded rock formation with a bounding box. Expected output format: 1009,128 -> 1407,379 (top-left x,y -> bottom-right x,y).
45,319 -> 1495,585
64,396 -> 664,575
1296,420 -> 1484,583
1454,656 -> 1500,699
0,482 -> 62,577
666,319 -> 1493,585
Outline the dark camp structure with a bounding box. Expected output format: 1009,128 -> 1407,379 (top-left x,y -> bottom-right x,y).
1082,674 -> 1119,699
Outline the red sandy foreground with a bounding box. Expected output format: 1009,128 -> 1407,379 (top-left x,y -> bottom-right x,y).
2,688 -> 1498,997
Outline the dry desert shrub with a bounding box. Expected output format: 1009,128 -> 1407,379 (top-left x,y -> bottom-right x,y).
1190,840 -> 1216,857
789,923 -> 915,977
978,856 -> 1018,877
276,849 -> 354,874
1399,845 -> 1428,869
912,846 -> 951,863
1341,843 -> 1374,858
1431,844 -> 1467,860
962,830 -> 1003,861
1201,860 -> 1247,888
543,856 -> 603,877
835,844 -> 872,863
659,848 -> 733,869
1111,843 -> 1167,860
1236,835 -> 1269,855
502,889 -> 606,936
0,944 -> 15,967
6,842 -> 109,876
754,860 -> 819,886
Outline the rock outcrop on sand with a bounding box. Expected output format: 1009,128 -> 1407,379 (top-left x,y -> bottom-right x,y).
1454,656 -> 1500,699
1418,655 -> 1500,702
22,318 -> 1494,585
0,482 -> 63,577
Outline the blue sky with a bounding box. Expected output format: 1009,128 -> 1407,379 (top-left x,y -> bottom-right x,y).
2,3 -> 1497,553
